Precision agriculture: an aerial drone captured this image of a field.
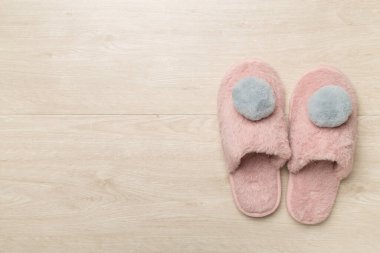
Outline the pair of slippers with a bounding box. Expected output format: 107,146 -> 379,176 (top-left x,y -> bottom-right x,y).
218,60 -> 357,224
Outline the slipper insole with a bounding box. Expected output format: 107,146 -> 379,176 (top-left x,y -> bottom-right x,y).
287,161 -> 340,224
230,153 -> 280,216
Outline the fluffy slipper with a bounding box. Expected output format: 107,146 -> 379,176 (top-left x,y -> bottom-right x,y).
218,60 -> 291,217
287,67 -> 358,224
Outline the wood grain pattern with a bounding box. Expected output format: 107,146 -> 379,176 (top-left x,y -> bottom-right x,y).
1,0 -> 379,115
0,0 -> 379,252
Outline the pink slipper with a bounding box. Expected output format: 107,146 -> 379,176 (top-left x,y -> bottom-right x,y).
287,67 -> 358,224
218,60 -> 291,217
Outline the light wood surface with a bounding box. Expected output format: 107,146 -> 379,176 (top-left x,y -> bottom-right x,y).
0,0 -> 379,252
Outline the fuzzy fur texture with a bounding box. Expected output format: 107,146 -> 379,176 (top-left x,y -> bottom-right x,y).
232,77 -> 276,121
218,60 -> 291,217
308,85 -> 352,128
287,67 -> 358,225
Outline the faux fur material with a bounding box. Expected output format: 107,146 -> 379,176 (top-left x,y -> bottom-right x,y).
308,85 -> 353,128
232,77 -> 276,121
218,60 -> 291,217
287,66 -> 358,225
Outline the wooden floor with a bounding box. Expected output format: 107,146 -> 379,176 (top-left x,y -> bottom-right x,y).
0,0 -> 379,252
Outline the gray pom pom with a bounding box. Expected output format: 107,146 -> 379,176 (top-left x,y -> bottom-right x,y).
308,85 -> 352,128
232,77 -> 276,121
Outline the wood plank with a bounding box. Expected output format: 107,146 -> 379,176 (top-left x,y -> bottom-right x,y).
0,115 -> 379,252
0,0 -> 379,115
